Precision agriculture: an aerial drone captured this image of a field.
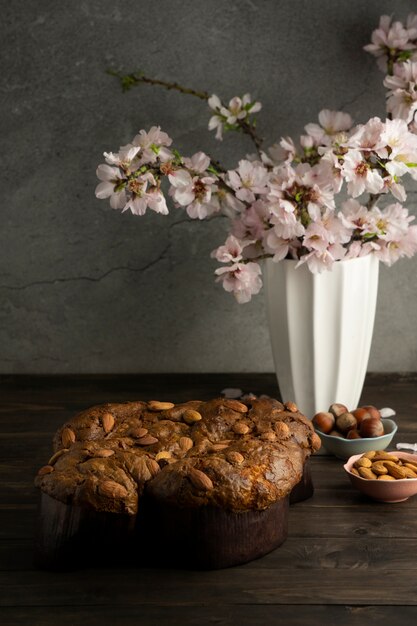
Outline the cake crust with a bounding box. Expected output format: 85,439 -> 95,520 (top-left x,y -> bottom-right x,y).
35,397 -> 320,514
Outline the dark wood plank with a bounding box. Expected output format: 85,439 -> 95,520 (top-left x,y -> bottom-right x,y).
1,605 -> 417,626
3,536 -> 417,573
0,605 -> 417,626
1,568 -> 417,606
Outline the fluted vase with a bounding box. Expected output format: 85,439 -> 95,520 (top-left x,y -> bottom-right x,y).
264,255 -> 379,419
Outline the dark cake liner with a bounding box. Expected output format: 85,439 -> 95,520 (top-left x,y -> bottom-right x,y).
34,459 -> 314,570
290,458 -> 314,504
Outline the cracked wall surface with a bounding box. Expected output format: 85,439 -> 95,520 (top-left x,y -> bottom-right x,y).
1,0 -> 417,374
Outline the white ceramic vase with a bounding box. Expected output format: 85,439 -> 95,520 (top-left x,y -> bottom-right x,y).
263,255 -> 380,419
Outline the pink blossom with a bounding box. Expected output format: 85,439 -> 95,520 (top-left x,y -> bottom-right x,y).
321,211 -> 352,244
345,240 -> 381,260
341,150 -> 384,197
384,61 -> 417,122
95,164 -> 127,210
382,176 -> 407,202
374,203 -> 415,240
212,235 -> 244,263
375,226 -> 417,265
132,126 -> 173,164
232,200 -> 271,241
407,13 -> 417,40
208,93 -> 261,141
215,188 -> 245,218
297,243 -> 346,274
183,151 -> 211,174
347,117 -> 385,153
340,199 -> 378,236
264,231 -> 294,262
227,160 -> 269,202
146,188 -> 169,215
124,172 -> 167,216
374,119 -> 417,183
364,15 -> 413,71
269,200 -> 305,240
215,262 -> 262,303
379,118 -> 414,160
266,137 -> 296,164
168,155 -> 220,219
303,222 -> 330,253
305,109 -> 353,145
104,144 -> 140,170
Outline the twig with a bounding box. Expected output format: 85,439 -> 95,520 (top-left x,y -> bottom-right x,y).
107,69 -> 264,155
366,193 -> 381,210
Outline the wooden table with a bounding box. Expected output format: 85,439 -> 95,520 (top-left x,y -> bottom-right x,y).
1,373 -> 417,625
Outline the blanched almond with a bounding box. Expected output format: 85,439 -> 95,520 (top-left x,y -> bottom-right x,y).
130,457 -> 151,482
101,412 -> 115,434
274,422 -> 291,439
136,435 -> 158,446
233,422 -> 249,435
227,451 -> 244,465
94,448 -> 115,458
155,451 -> 172,461
48,448 -> 69,465
284,401 -> 298,413
224,399 -> 248,413
130,427 -> 148,439
210,443 -> 229,451
354,457 -> 372,469
98,480 -> 128,499
146,458 -> 161,477
183,409 -> 202,424
261,431 -> 276,442
148,401 -> 175,411
38,465 -> 54,476
358,467 -> 377,480
61,427 -> 76,447
371,461 -> 388,475
189,468 -> 213,491
179,436 -> 193,451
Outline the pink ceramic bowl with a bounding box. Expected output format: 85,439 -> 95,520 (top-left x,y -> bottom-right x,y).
344,451 -> 417,503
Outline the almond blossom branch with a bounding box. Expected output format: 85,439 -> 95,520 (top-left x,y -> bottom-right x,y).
107,69 -> 210,100
107,69 -> 264,155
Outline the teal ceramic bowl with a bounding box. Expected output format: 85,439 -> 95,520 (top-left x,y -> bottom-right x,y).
315,418 -> 398,460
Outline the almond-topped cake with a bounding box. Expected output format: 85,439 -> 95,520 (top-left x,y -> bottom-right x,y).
34,396 -> 320,569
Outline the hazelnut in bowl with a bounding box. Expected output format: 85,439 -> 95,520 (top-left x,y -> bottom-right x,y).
344,451 -> 417,503
312,404 -> 397,460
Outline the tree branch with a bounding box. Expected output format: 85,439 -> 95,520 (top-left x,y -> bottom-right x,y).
107,69 -> 264,155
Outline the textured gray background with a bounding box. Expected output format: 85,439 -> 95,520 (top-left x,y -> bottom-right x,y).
1,0 -> 417,373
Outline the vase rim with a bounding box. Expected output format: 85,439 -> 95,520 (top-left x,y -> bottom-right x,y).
264,255 -> 378,267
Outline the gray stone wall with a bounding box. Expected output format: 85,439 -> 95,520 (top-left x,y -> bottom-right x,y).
1,0 -> 416,373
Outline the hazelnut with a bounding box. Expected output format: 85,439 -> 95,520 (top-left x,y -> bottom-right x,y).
361,405 -> 381,420
329,429 -> 343,438
329,403 -> 349,418
312,412 -> 335,434
351,408 -> 372,425
346,429 -> 361,440
360,417 -> 384,438
335,412 -> 357,434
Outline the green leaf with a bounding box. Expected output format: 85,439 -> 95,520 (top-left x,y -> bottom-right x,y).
172,149 -> 183,164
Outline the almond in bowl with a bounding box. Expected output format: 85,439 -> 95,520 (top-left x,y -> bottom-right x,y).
344,451 -> 417,502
